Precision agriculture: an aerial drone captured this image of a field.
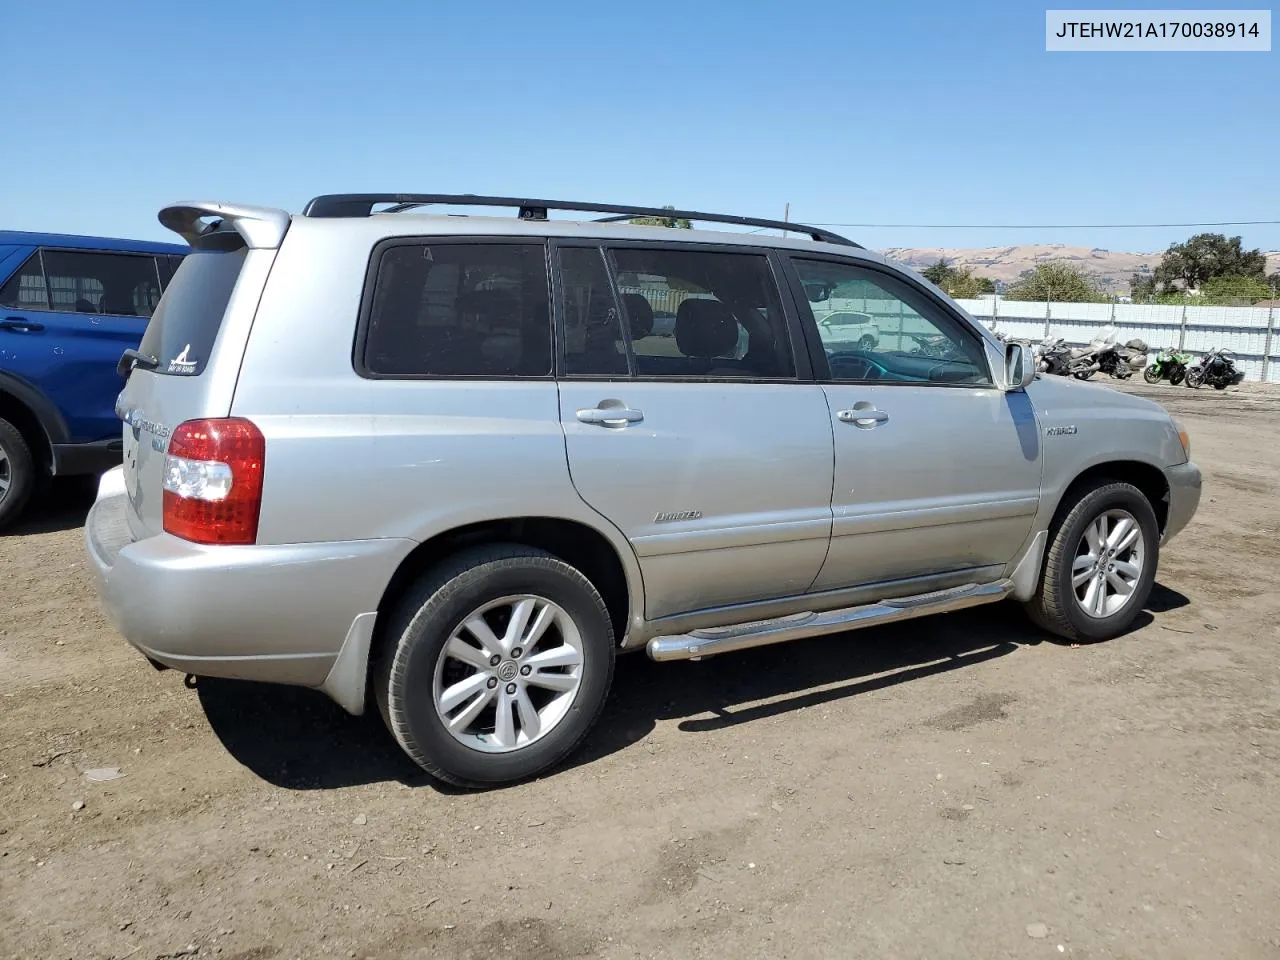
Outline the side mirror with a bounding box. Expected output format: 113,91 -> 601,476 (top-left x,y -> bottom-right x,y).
803,281 -> 832,303
1004,341 -> 1035,391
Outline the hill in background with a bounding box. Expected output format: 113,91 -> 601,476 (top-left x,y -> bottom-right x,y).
880,244 -> 1280,295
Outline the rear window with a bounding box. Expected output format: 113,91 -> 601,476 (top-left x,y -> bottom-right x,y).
138,245 -> 247,376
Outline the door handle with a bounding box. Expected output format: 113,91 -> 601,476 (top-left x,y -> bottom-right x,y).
577,406 -> 644,427
0,317 -> 44,333
837,407 -> 889,427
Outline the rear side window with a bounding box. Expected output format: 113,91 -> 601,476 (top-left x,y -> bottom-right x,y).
42,250 -> 163,318
0,252 -> 49,310
360,241 -> 552,378
138,245 -> 247,376
611,248 -> 795,379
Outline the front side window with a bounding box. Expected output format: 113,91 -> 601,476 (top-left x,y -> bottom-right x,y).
0,252 -> 49,310
362,242 -> 551,378
41,251 -> 163,318
792,259 -> 991,385
611,248 -> 795,379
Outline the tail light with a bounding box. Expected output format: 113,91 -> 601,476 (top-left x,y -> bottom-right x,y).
162,418 -> 265,545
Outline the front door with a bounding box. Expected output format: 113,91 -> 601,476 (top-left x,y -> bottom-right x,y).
555,242 -> 835,620
786,255 -> 1042,594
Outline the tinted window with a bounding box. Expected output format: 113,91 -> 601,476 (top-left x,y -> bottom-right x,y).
792,259 -> 991,385
363,242 -> 551,378
559,246 -> 628,377
157,254 -> 185,290
41,250 -> 163,318
138,245 -> 247,376
0,252 -> 49,310
610,248 -> 794,379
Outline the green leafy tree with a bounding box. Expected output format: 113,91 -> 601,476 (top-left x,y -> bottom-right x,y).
1005,263 -> 1107,302
920,259 -> 996,298
921,259 -> 953,286
629,205 -> 692,229
1130,273 -> 1157,301
1198,274 -> 1275,305
1153,233 -> 1267,292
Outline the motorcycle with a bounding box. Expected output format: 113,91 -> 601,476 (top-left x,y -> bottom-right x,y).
1143,347 -> 1192,385
1185,347 -> 1244,390
1069,330 -> 1147,380
1036,336 -> 1073,376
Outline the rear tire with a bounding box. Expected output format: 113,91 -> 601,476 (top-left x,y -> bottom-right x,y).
1169,366 -> 1185,386
374,544 -> 616,789
0,417 -> 36,531
1023,480 -> 1159,643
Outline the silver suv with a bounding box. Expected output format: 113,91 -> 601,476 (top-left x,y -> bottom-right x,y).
85,194 -> 1202,788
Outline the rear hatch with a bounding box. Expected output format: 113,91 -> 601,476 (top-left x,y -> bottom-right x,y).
117,204 -> 288,540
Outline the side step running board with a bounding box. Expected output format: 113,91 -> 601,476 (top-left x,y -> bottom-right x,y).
645,581 -> 1012,662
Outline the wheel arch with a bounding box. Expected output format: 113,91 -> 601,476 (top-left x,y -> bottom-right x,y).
371,515 -> 642,666
1052,460 -> 1171,535
0,372 -> 68,474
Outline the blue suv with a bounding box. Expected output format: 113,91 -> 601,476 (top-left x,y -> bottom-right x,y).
0,230 -> 188,528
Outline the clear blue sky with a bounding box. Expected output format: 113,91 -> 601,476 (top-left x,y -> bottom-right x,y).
4,0 -> 1276,253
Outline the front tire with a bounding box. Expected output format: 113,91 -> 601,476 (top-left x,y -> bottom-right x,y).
1185,368 -> 1205,388
1142,365 -> 1161,384
374,544 -> 616,789
1023,480 -> 1159,643
0,417 -> 36,531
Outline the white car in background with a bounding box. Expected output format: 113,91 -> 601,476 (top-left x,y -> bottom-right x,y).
816,310 -> 880,351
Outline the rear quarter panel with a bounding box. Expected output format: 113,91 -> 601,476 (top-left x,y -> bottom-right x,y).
229,221 -> 647,615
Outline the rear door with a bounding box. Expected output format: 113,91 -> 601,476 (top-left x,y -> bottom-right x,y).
784,255 -> 1042,594
117,231 -> 272,538
555,240 -> 835,620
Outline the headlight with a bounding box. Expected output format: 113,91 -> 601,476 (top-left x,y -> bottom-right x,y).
1172,417 -> 1191,461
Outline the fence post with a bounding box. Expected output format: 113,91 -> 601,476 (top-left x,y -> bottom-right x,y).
1044,298 -> 1051,338
1263,303 -> 1276,383
1177,303 -> 1188,351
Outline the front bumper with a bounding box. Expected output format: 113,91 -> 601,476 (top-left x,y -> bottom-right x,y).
1162,460 -> 1202,543
84,467 -> 414,703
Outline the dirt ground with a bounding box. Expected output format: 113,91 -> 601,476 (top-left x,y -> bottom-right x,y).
3,378 -> 1280,960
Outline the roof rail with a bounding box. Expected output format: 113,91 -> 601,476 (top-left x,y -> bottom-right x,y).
301,193 -> 858,247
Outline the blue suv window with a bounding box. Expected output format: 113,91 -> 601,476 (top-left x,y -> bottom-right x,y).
41,250 -> 163,318
0,252 -> 50,310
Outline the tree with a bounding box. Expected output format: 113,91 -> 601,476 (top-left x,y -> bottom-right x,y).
1130,272 -> 1157,301
921,259 -> 952,286
1198,274 -> 1275,305
1153,233 -> 1267,292
1005,262 -> 1107,302
629,205 -> 692,229
920,259 -> 996,298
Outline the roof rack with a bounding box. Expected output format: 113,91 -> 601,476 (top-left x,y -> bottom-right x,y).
301,193 -> 859,247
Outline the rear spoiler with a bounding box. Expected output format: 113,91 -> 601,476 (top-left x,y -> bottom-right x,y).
158,202 -> 291,249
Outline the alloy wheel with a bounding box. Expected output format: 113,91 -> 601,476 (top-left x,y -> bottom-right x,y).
1071,509 -> 1145,619
432,595 -> 585,753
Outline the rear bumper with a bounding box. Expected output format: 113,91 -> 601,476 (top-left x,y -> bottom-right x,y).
1162,460 -> 1202,544
84,467 -> 414,707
